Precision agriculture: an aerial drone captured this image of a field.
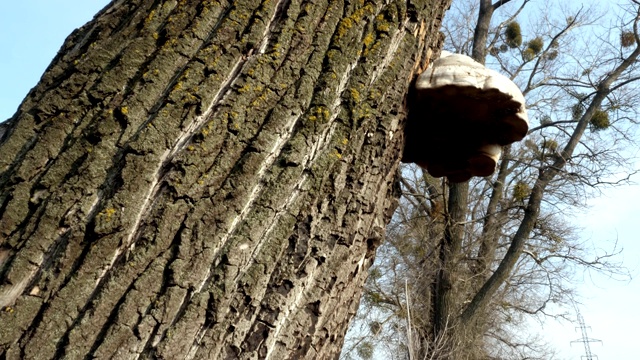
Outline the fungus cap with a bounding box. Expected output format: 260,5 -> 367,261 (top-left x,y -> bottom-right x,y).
425,144 -> 502,183
415,51 -> 529,145
403,51 -> 529,181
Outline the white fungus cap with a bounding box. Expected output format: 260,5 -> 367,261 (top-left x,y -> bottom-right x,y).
406,51 -> 529,181
415,51 -> 529,144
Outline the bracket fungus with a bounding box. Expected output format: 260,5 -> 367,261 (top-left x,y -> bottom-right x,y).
403,51 -> 529,182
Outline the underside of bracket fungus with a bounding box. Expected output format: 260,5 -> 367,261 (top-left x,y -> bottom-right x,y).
403,51 -> 529,182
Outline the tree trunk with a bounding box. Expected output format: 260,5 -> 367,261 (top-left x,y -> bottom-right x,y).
428,1 -> 510,355
471,0 -> 493,65
475,144 -> 511,277
427,1 -> 492,354
433,181 -> 465,336
0,0 -> 450,359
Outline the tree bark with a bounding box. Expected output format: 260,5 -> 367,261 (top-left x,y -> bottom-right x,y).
433,180 -> 465,335
471,0 -> 493,64
0,0 -> 450,359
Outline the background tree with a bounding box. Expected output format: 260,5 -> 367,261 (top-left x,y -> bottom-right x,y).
0,0 -> 453,358
342,0 -> 638,359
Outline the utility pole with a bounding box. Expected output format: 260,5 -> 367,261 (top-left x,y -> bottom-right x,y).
570,308 -> 602,360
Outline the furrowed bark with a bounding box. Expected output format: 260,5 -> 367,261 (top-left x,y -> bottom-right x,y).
0,0 -> 451,359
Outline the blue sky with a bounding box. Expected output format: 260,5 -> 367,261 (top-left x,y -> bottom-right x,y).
542,182 -> 640,359
1,1 -> 639,359
0,1 -> 109,121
